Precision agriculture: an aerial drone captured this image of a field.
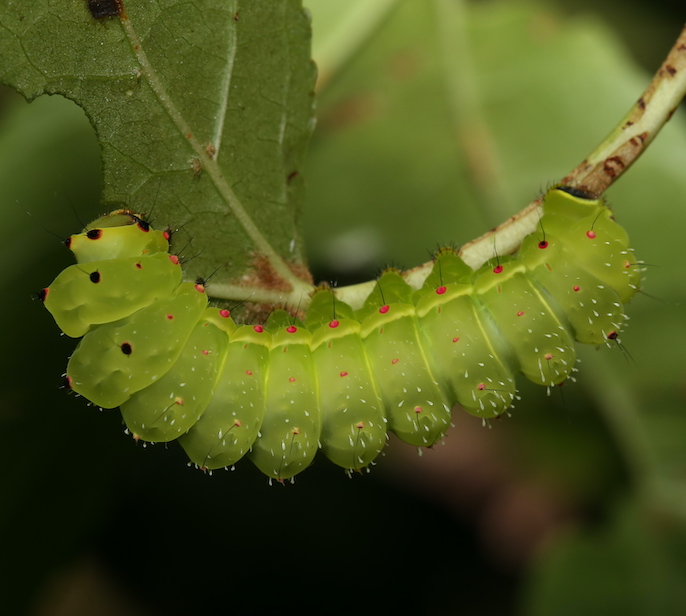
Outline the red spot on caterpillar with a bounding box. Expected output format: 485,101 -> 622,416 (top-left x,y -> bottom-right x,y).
169,255 -> 180,265
414,406 -> 422,414
517,311 -> 525,317
340,371 -> 348,377
135,262 -> 143,269
329,320 -> 339,328
607,331 -> 618,340
234,419 -> 242,427
356,422 -> 365,429
87,229 -> 103,240
477,383 -> 486,391
289,377 -> 296,382
493,265 -> 503,274
586,230 -> 596,239
163,230 -> 171,242
136,221 -> 150,233
286,326 -> 297,333
245,370 -> 253,376
254,325 -> 264,333
379,305 -> 390,314
202,349 -> 209,355
166,313 -> 174,320
174,397 -> 184,406
624,260 -> 631,269
538,241 -> 549,249
195,283 -> 205,293
391,358 -> 399,365
219,309 -> 231,318
544,353 -> 553,360
452,337 -> 460,343
436,286 -> 447,295
292,427 -> 301,435
120,342 -> 132,355
573,285 -> 581,292
66,375 -> 74,390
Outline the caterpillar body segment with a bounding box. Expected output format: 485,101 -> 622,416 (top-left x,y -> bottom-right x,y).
178,322 -> 271,471
307,292 -> 387,473
119,311 -> 229,442
43,253 -> 183,338
414,282 -> 516,419
249,314 -> 321,480
518,232 -> 626,346
67,209 -> 170,263
472,258 -> 577,387
41,187 -> 641,479
66,283 -> 208,409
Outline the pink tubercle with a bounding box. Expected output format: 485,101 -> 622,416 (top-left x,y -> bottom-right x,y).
379,305 -> 390,314
245,370 -> 253,376
169,255 -> 180,265
586,230 -> 596,239
436,286 -> 447,295
340,371 -> 348,377
391,358 -> 399,365
573,285 -> 581,292
493,265 -> 503,274
219,309 -> 231,318
253,325 -> 264,333
329,320 -> 339,328
452,337 -> 460,343
286,326 -> 297,333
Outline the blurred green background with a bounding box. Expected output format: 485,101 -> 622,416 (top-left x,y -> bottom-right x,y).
1,0 -> 686,614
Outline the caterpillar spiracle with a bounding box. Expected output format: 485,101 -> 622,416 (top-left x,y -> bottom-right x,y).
40,187 -> 641,480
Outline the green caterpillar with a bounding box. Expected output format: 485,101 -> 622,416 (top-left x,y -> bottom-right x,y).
40,187 -> 641,480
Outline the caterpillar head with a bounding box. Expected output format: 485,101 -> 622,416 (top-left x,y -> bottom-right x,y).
67,210 -> 171,264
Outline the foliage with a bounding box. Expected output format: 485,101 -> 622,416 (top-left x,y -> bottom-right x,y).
1,0 -> 685,614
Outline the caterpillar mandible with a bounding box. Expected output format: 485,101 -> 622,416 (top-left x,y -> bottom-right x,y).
40,187 -> 641,480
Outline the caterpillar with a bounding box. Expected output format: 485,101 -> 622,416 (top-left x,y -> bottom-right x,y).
40,187 -> 641,480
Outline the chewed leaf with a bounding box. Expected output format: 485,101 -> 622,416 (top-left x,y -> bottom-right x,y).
0,0 -> 316,287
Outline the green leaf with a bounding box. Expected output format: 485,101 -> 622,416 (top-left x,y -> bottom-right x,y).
524,499 -> 686,616
0,0 -> 316,289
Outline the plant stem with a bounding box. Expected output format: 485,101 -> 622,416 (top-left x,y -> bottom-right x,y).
336,24 -> 686,309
